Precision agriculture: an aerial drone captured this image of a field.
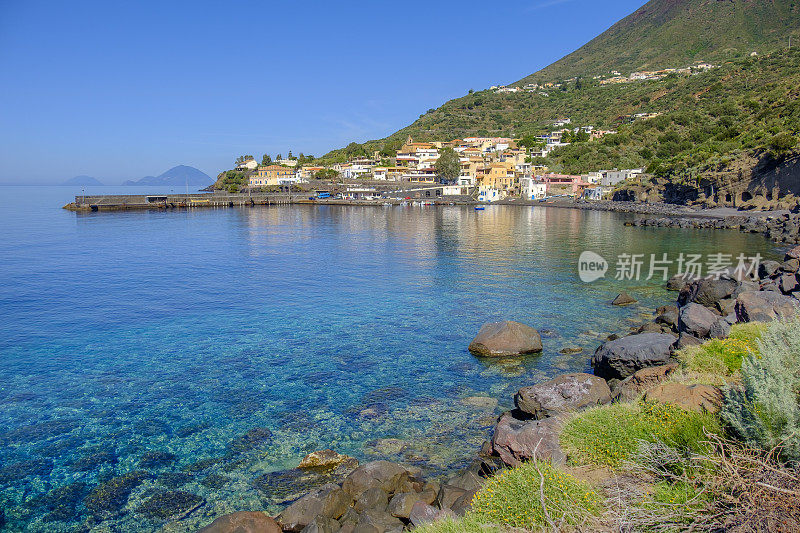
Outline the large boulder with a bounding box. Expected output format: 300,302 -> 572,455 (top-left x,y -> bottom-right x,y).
735,291 -> 799,323
198,512 -> 282,533
468,321 -> 542,357
341,461 -> 412,498
679,303 -> 718,338
643,383 -> 723,413
355,508 -> 405,533
277,484 -> 350,532
612,363 -> 679,402
679,277 -> 738,308
611,292 -> 637,306
785,245 -> 800,262
515,373 -> 611,419
592,333 -> 676,381
490,412 -> 565,467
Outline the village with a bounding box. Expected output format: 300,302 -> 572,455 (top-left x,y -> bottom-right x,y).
237,119 -> 643,203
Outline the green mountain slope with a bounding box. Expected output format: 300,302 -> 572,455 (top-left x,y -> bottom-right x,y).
517,0 -> 800,85
317,0 -> 800,190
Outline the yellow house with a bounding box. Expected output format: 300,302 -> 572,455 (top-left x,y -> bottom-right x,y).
477,162 -> 517,191
250,165 -> 295,186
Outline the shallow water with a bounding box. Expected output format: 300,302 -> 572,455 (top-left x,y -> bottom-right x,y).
0,186 -> 782,531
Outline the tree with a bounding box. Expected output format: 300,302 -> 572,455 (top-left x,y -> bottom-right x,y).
235,155 -> 254,165
261,154 -> 272,166
276,154 -> 283,161
434,148 -> 460,184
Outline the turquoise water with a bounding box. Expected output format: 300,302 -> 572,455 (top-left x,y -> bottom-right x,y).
0,186 -> 782,531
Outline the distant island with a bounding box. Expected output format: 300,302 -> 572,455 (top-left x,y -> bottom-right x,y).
122,165 -> 213,186
62,175 -> 103,186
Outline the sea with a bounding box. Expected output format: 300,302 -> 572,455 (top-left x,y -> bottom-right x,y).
0,185 -> 784,531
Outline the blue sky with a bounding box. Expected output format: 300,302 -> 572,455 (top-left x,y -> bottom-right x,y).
0,0 -> 645,184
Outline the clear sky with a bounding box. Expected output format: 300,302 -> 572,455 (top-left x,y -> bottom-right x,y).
0,0 -> 646,184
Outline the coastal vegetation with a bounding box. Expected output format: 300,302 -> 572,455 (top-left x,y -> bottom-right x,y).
413,314 -> 800,532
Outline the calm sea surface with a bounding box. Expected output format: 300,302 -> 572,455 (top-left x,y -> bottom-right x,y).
0,186 -> 783,531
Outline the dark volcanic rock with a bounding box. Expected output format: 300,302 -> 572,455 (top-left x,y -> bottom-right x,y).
278,483 -> 350,531
735,291 -> 800,323
26,481 -> 90,523
515,373 -> 611,419
680,277 -> 738,308
612,363 -> 679,402
198,511 -> 282,533
341,461 -> 413,497
592,333 -> 676,380
136,490 -> 205,520
69,449 -> 118,472
490,411 -> 565,467
679,303 -> 718,338
468,321 -> 543,357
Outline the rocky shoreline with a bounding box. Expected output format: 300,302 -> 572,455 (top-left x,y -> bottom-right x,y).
628,208 -> 800,245
196,242 -> 800,532
534,198 -> 800,245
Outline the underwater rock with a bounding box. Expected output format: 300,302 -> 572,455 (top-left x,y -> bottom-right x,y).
299,449 -> 352,470
227,427 -> 273,454
157,471 -> 195,489
198,511 -> 281,533
69,449 -> 117,472
0,458 -> 54,483
136,490 -> 205,520
138,450 -> 177,469
84,470 -> 150,519
3,419 -> 78,444
26,481 -> 90,523
201,473 -> 231,489
253,467 -> 354,505
183,457 -> 224,473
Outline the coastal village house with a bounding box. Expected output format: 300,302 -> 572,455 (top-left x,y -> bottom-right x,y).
250,165 -> 297,187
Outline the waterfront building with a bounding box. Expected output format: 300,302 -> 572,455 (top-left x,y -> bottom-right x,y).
250,165 -> 297,186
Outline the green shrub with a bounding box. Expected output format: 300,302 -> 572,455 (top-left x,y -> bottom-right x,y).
722,318 -> 800,459
469,461 -> 601,529
561,401 -> 721,468
679,322 -> 766,376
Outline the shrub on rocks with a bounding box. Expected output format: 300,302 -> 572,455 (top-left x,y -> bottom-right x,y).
469,460 -> 601,529
677,322 -> 765,377
723,318 -> 800,460
560,401 -> 720,468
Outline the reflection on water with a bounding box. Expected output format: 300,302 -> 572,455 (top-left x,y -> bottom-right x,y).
0,189 -> 782,531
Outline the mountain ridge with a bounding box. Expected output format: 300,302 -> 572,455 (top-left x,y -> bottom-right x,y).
122,165 -> 213,186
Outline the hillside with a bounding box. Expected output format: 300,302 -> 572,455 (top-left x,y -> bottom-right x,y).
122,165 -> 213,186
62,175 -> 103,186
517,0 -> 800,85
317,0 -> 800,202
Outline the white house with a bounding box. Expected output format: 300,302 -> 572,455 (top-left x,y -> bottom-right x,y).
236,159 -> 259,171
520,177 -> 547,200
